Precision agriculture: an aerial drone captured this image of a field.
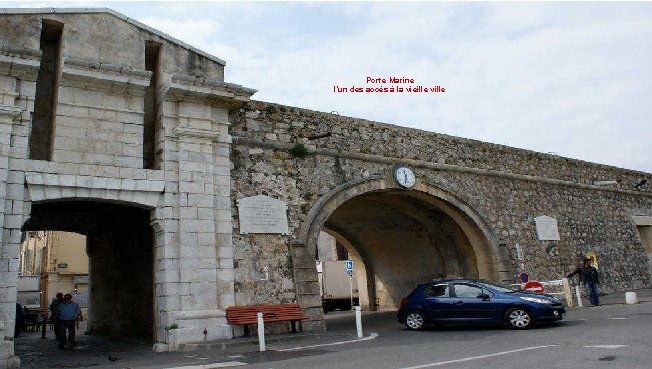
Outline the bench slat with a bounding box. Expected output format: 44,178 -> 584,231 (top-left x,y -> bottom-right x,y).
226,304 -> 310,327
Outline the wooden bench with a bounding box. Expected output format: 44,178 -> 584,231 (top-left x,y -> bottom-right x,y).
226,304 -> 310,336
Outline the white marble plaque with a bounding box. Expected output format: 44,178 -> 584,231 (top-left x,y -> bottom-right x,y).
534,215 -> 560,241
237,195 -> 290,235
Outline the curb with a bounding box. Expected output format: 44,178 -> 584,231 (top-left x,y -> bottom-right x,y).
178,332 -> 358,352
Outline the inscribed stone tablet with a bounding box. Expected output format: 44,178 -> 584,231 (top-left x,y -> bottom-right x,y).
534,215 -> 560,241
237,195 -> 289,235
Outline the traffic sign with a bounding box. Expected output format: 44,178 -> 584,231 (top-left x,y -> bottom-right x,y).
345,260 -> 353,271
524,281 -> 544,293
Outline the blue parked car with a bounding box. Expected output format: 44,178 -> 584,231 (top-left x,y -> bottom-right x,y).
397,279 -> 565,330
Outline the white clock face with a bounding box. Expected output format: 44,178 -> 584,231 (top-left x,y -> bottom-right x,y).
395,167 -> 416,188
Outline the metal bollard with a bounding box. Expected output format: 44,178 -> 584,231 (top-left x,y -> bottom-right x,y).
355,306 -> 363,338
257,312 -> 265,352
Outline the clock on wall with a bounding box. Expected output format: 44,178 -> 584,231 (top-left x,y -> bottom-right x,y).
394,166 -> 416,188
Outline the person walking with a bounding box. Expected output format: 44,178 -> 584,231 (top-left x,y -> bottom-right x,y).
50,292 -> 64,340
567,258 -> 600,306
56,293 -> 83,349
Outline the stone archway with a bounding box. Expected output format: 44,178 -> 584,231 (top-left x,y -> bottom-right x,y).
292,174 -> 509,324
23,200 -> 154,339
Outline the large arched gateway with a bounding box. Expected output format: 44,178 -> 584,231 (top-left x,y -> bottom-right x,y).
1,8 -> 651,368
290,176 -> 509,321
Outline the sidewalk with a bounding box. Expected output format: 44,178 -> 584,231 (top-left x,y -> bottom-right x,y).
13,288 -> 652,368
569,287 -> 652,307
14,315 -> 363,369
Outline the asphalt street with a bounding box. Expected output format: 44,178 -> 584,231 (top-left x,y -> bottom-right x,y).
14,288 -> 652,369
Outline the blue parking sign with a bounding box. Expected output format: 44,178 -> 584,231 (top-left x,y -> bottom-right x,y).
345,260 -> 353,271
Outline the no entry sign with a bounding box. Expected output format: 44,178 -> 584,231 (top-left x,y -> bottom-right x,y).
524,281 -> 545,293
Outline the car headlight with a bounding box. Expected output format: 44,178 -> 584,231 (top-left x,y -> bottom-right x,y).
520,296 -> 553,304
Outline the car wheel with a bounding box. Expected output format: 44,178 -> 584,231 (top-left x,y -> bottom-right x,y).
405,311 -> 425,330
506,307 -> 532,329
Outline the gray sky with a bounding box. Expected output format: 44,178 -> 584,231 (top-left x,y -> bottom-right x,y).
4,1 -> 652,173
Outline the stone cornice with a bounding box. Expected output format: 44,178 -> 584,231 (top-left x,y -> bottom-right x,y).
170,74 -> 256,95
0,53 -> 40,80
171,126 -> 232,144
60,59 -> 151,93
232,136 -> 652,198
64,57 -> 151,78
165,74 -> 256,110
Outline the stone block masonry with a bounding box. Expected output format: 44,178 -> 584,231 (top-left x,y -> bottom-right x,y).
1,8 -> 651,369
0,9 -> 255,367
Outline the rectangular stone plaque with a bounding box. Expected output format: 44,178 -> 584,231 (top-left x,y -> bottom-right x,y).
237,195 -> 290,235
534,215 -> 560,241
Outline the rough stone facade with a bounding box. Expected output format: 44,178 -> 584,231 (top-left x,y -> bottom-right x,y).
229,101 -> 652,322
0,7 -> 651,369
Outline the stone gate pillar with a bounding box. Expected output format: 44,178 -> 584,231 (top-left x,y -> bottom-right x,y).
152,76 -> 254,351
0,52 -> 38,369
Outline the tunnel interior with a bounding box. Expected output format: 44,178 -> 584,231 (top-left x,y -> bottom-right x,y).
322,190 -> 483,311
23,200 -> 154,339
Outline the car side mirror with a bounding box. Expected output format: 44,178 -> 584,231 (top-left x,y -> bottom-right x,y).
477,293 -> 490,301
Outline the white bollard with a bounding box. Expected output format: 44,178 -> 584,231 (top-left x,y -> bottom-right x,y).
257,312 -> 266,352
575,285 -> 583,307
625,292 -> 638,305
355,306 -> 363,338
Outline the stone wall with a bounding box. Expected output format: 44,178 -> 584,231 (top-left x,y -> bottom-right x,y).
0,10 -> 255,366
1,8 -> 651,368
229,101 -> 652,311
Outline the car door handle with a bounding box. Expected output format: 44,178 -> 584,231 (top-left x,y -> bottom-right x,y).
455,301 -> 464,305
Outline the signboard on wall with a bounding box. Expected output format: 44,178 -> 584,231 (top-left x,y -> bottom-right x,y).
534,215 -> 560,241
237,195 -> 290,235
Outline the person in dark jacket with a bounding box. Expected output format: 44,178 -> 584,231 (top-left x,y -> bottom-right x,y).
15,303 -> 25,337
567,258 -> 600,306
50,292 -> 64,340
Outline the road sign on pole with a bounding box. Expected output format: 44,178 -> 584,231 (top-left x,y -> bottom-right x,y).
346,260 -> 354,308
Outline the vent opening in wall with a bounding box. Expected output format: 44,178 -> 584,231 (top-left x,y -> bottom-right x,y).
29,19 -> 63,161
144,41 -> 161,169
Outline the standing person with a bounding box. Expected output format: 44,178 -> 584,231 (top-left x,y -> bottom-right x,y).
567,258 -> 600,306
14,303 -> 25,337
50,292 -> 64,340
56,293 -> 83,349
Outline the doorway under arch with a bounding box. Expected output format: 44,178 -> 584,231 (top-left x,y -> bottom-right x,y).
22,200 -> 154,339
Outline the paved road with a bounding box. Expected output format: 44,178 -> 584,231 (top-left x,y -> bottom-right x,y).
14,289 -> 652,369
240,302 -> 652,369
